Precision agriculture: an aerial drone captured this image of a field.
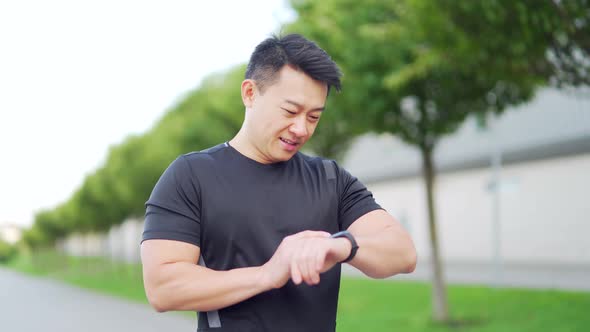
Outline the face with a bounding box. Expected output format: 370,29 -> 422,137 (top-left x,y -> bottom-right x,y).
241,65 -> 328,164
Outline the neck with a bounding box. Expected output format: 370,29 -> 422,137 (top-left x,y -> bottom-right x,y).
229,128 -> 270,164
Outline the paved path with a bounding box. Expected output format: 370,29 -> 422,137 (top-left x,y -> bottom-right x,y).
0,267 -> 197,332
343,260 -> 590,291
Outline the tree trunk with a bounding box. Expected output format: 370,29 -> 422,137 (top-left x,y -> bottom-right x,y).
420,146 -> 449,322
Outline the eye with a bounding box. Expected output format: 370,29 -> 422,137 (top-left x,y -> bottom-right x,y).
282,108 -> 296,115
308,113 -> 321,122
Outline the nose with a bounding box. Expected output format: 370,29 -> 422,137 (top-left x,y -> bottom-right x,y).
289,116 -> 308,138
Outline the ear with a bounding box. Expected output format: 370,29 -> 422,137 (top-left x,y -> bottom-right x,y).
241,79 -> 256,108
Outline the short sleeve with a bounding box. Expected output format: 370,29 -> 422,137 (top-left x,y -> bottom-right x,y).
335,162 -> 383,231
142,155 -> 202,247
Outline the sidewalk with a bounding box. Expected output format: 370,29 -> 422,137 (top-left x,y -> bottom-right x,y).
0,267 -> 196,332
342,260 -> 590,291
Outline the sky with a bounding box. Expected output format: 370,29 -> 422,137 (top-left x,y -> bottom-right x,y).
0,0 -> 295,228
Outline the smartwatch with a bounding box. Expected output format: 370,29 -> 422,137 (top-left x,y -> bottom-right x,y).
330,230 -> 359,263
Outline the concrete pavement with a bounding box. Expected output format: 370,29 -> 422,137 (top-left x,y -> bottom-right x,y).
0,267 -> 197,332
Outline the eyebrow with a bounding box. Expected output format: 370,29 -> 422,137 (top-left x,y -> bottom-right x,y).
284,99 -> 325,112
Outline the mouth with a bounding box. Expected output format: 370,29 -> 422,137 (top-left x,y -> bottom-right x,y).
279,137 -> 300,151
280,137 -> 299,146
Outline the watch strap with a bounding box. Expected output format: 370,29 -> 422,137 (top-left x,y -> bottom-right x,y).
330,230 -> 359,263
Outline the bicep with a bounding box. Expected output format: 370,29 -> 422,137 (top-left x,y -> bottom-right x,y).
346,209 -> 417,276
141,239 -> 200,273
346,209 -> 399,237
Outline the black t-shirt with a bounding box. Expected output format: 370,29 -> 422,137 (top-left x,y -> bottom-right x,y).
142,142 -> 381,332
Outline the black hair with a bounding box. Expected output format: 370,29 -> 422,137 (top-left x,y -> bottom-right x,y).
245,34 -> 342,94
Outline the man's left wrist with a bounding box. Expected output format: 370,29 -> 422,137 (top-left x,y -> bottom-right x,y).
333,237 -> 352,261
330,230 -> 359,263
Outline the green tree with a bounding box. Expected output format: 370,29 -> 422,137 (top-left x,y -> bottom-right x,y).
20,224 -> 48,249
413,0 -> 590,88
35,209 -> 71,243
0,238 -> 16,263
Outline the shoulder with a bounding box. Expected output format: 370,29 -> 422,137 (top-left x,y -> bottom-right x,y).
178,143 -> 230,169
183,142 -> 227,161
297,151 -> 333,168
158,143 -> 229,183
294,152 -> 341,180
297,152 -> 324,165
297,153 -> 363,191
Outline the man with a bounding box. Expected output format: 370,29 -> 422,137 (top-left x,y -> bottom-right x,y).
141,34 -> 416,331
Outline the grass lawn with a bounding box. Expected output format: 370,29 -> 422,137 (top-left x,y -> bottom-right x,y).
338,278 -> 589,332
5,252 -> 589,332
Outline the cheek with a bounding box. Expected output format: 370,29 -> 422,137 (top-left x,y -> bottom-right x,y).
260,117 -> 284,141
251,108 -> 276,132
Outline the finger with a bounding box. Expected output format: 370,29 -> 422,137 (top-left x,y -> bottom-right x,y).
291,259 -> 302,285
307,248 -> 320,285
297,248 -> 311,285
303,240 -> 322,285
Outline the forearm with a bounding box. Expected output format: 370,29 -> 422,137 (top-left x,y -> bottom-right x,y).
349,224 -> 417,278
145,262 -> 269,312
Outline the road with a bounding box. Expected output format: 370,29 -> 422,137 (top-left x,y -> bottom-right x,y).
0,267 -> 196,332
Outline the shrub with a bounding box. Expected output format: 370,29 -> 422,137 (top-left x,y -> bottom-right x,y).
0,239 -> 16,263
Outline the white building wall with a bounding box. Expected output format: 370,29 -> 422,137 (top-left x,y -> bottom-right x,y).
59,218 -> 144,262
119,218 -> 143,262
369,153 -> 590,266
106,218 -> 143,262
59,232 -> 106,257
